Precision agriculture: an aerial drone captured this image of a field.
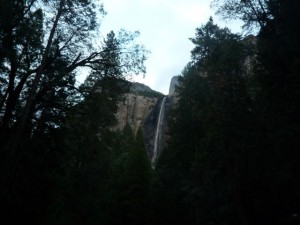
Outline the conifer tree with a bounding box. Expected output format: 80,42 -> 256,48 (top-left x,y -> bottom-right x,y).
106,127 -> 152,225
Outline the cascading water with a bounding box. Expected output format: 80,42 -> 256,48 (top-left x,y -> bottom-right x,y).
152,96 -> 167,167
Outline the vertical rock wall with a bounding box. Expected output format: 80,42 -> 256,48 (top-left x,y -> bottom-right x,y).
114,93 -> 158,135
114,77 -> 180,160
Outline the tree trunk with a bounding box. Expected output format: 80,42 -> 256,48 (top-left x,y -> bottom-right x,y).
0,0 -> 66,193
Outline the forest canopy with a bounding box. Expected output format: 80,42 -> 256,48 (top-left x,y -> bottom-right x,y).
154,1 -> 300,225
0,1 -> 299,225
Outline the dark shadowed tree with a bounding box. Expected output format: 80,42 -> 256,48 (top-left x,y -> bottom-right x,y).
106,126 -> 152,225
155,1 -> 300,225
154,18 -> 255,225
0,1 -> 148,224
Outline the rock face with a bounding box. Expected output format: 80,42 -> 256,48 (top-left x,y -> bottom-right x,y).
114,93 -> 158,134
114,79 -> 179,161
114,92 -> 165,159
146,96 -> 174,165
169,76 -> 180,96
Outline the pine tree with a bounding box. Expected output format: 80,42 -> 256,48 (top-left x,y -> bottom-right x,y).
154,18 -> 254,225
106,127 -> 152,225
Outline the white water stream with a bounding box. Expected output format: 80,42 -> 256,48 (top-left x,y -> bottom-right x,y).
152,97 -> 167,167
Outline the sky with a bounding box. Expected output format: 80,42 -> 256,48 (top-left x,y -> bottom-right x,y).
98,0 -> 243,95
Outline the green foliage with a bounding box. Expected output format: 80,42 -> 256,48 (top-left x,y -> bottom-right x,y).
133,90 -> 164,98
211,0 -> 271,30
129,82 -> 164,98
1,1 -> 299,225
153,18 -> 253,225
0,0 -> 148,142
0,1 -> 148,224
154,6 -> 300,224
106,126 -> 152,225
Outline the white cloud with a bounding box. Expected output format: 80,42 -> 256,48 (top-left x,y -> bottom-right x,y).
99,0 -> 242,94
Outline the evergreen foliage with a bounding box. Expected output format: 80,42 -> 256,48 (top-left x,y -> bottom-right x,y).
0,1 -> 148,224
106,126 -> 152,225
154,2 -> 300,224
0,1 -> 299,225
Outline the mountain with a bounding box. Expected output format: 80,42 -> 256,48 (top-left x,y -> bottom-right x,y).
114,82 -> 164,133
114,79 -> 179,163
130,82 -> 163,98
169,76 -> 180,96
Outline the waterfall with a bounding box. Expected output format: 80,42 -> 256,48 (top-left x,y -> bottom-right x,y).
152,96 -> 167,167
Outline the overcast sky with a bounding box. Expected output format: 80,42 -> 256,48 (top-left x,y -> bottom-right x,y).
98,0 -> 243,94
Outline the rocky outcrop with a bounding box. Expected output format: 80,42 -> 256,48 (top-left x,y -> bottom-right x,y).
169,76 -> 180,96
146,96 -> 174,165
114,93 -> 158,134
114,79 -> 178,161
114,92 -> 165,159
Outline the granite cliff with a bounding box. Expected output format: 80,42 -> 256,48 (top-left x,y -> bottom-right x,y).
114,79 -> 179,161
169,75 -> 180,96
114,93 -> 159,135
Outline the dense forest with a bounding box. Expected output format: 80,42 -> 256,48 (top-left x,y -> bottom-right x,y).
0,0 -> 299,225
